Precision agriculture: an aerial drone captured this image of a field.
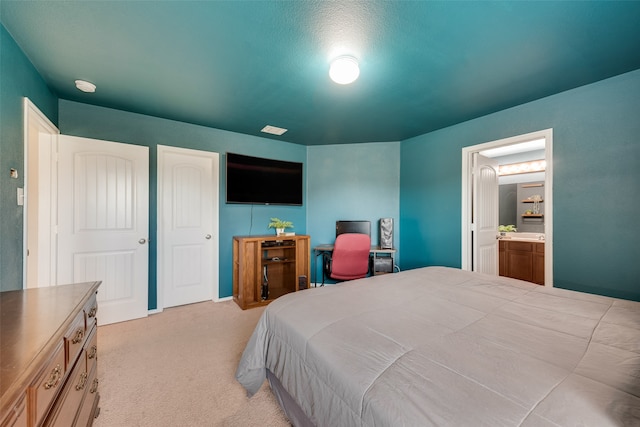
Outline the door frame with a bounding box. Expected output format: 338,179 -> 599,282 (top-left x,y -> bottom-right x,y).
156,145 -> 220,312
461,128 -> 554,286
23,98 -> 59,289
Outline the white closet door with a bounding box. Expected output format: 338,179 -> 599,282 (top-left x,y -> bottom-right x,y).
158,146 -> 219,309
58,135 -> 149,325
472,153 -> 499,275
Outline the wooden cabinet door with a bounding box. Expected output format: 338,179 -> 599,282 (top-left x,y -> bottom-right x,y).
498,241 -> 507,277
506,250 -> 533,282
533,243 -> 545,285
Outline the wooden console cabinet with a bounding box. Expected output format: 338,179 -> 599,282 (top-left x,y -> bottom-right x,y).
233,235 -> 310,310
499,240 -> 545,285
0,282 -> 101,427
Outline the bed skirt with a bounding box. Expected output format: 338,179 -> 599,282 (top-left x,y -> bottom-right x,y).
267,369 -> 314,427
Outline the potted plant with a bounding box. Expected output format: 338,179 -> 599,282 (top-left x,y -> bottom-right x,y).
498,224 -> 517,236
268,218 -> 294,236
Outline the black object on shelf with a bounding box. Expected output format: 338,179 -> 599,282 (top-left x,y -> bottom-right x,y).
261,266 -> 269,300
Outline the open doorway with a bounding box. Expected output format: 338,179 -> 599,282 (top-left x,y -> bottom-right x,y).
24,98 -> 59,288
461,129 -> 553,287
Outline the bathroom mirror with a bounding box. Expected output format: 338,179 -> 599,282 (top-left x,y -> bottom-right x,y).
485,144 -> 546,235
499,179 -> 545,233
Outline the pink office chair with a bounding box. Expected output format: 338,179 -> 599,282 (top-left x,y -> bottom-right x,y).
323,233 -> 371,284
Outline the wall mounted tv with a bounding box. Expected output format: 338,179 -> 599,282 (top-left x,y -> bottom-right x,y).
226,152 -> 303,205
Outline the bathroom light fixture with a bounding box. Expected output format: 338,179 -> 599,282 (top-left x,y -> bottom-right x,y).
499,160 -> 546,176
75,80 -> 96,93
329,56 -> 360,85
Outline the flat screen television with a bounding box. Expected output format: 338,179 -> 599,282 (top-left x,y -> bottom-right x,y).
226,152 -> 303,205
336,220 -> 371,237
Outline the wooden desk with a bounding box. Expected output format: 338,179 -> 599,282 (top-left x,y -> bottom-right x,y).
313,244 -> 397,286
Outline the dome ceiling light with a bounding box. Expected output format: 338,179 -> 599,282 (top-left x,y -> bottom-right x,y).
75,79 -> 96,93
329,56 -> 360,85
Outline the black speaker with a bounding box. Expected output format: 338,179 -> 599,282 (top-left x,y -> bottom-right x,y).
261,266 -> 269,300
298,275 -> 307,290
379,218 -> 394,249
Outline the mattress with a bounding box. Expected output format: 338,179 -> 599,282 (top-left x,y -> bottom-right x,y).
236,266 -> 640,426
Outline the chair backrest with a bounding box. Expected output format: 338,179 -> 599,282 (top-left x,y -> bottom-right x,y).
329,233 -> 371,281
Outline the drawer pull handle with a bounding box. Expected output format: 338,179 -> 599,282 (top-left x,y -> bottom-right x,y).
88,345 -> 97,360
90,378 -> 99,394
76,372 -> 88,391
72,328 -> 84,344
88,306 -> 98,318
43,364 -> 62,390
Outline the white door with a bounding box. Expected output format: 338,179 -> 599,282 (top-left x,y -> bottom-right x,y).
472,153 -> 499,275
57,135 -> 149,325
158,146 -> 219,309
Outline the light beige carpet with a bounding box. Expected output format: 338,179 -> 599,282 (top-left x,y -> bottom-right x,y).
93,300 -> 290,427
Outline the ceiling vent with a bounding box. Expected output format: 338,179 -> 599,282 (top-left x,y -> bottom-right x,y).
261,125 -> 288,136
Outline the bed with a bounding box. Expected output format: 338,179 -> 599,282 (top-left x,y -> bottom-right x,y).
236,266 -> 640,426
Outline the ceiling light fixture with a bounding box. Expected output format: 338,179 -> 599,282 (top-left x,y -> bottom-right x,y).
75,80 -> 96,93
329,56 -> 360,85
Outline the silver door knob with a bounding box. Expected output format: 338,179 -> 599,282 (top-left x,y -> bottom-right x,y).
205,234 -> 212,240
138,238 -> 146,244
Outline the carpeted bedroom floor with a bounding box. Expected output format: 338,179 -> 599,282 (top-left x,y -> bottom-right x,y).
93,300 -> 290,426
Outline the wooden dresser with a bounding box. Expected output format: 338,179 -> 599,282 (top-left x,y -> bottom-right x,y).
0,282 -> 101,427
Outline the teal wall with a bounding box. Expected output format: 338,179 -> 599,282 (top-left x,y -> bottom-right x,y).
58,100 -> 307,308
2,22 -> 638,303
0,24 -> 58,291
306,142 -> 401,283
400,69 -> 640,301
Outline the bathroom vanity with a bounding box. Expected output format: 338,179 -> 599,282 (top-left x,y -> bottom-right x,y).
499,237 -> 544,285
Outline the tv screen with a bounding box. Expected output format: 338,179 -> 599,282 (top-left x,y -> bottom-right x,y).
226,152 -> 303,205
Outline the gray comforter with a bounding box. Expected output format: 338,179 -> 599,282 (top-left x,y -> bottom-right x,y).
236,267 -> 640,426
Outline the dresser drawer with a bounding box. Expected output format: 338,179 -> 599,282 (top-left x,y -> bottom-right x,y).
44,353 -> 88,427
73,363 -> 99,427
0,395 -> 26,427
506,241 -> 534,252
65,312 -> 86,371
29,343 -> 66,426
84,326 -> 98,377
83,294 -> 98,331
